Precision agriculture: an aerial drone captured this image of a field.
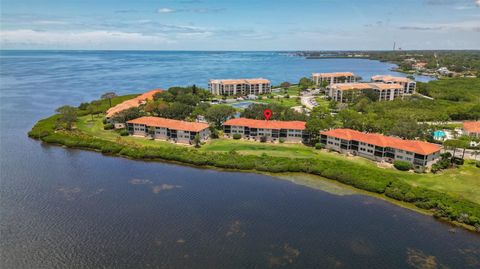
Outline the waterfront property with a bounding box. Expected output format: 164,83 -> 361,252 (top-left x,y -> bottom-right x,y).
327,82 -> 405,102
223,118 -> 308,142
208,78 -> 271,96
371,75 -> 416,94
106,89 -> 162,120
463,121 -> 480,137
312,72 -> 356,86
127,116 -> 210,144
320,128 -> 441,168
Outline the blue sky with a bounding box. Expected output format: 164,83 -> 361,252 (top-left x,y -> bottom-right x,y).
1,0 -> 479,50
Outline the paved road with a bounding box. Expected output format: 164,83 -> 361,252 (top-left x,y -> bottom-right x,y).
300,90 -> 318,110
445,148 -> 479,160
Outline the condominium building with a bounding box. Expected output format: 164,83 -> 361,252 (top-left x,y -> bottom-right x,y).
463,121 -> 480,137
371,75 -> 416,94
106,89 -> 163,120
223,118 -> 308,142
208,78 -> 271,96
127,116 -> 210,144
320,129 -> 441,168
312,72 -> 355,86
327,82 -> 405,102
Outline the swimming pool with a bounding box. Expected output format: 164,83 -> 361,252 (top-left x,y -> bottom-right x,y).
433,130 -> 446,140
229,101 -> 266,109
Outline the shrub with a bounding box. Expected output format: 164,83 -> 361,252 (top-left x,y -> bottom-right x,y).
315,143 -> 324,150
476,161 -> 480,168
451,157 -> 464,165
431,163 -> 441,174
209,127 -> 219,139
393,160 -> 412,171
260,136 -> 268,143
28,112 -> 480,230
233,133 -> 242,140
440,152 -> 452,159
103,123 -> 114,130
279,138 -> 286,143
102,118 -> 108,124
414,166 -> 426,174
78,102 -> 89,110
119,129 -> 129,136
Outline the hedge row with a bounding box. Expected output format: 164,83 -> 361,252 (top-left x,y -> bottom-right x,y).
28,115 -> 480,230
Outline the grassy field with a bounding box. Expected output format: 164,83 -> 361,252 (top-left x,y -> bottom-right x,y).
77,115 -> 178,149
272,85 -> 301,96
314,96 -> 330,110
260,96 -> 301,107
408,161 -> 480,204
76,114 -> 480,204
202,139 -> 375,165
77,94 -> 139,116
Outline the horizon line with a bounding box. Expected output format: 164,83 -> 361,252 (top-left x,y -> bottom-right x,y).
1,49 -> 480,53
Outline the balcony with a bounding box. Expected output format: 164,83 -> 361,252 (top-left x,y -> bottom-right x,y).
413,159 -> 425,166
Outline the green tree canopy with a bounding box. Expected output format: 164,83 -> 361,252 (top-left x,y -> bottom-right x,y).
55,105 -> 77,130
205,105 -> 236,128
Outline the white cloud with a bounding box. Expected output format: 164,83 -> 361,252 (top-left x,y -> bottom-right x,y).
157,8 -> 175,13
476,0 -> 480,6
398,20 -> 480,31
0,29 -> 173,49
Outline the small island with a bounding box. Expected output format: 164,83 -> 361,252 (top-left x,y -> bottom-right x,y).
29,75 -> 480,232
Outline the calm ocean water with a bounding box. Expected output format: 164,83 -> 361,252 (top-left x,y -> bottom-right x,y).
1,51 -> 478,268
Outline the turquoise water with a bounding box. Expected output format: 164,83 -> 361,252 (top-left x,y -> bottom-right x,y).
433,130 -> 447,138
229,101 -> 266,109
1,51 -> 476,269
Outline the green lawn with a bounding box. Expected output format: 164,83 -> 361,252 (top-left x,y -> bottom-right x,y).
272,85 -> 301,96
77,94 -> 139,116
201,139 -> 378,167
77,114 -> 480,204
314,96 -> 330,110
408,161 -> 480,204
77,115 -> 178,149
260,96 -> 301,107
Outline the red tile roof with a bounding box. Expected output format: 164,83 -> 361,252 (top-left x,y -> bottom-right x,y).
106,89 -> 163,117
329,83 -> 403,91
463,121 -> 480,133
127,116 -> 209,132
312,72 -> 355,77
321,128 -> 441,155
224,118 -> 306,130
209,78 -> 270,85
371,75 -> 413,83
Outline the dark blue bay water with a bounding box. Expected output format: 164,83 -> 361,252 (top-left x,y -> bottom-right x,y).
1,51 -> 477,269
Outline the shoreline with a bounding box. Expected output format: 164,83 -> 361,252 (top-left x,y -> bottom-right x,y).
29,127 -> 479,233
270,172 -> 477,233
